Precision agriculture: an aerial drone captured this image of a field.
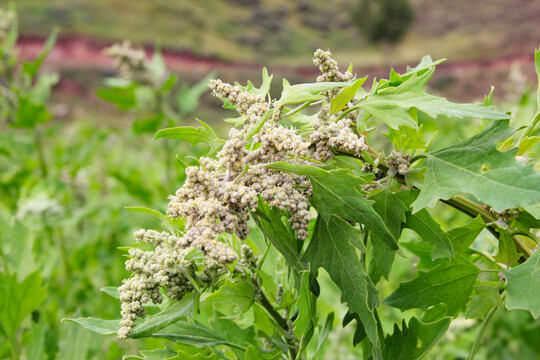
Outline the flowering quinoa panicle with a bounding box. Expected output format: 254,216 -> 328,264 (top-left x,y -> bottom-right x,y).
118,48 -> 372,338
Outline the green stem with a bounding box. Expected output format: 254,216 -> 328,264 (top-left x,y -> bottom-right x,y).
519,111 -> 540,142
257,290 -> 298,360
8,335 -> 21,360
467,305 -> 498,360
34,126 -> 48,179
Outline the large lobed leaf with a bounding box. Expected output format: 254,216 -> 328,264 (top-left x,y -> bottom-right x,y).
384,256 -> 480,316
412,120 -> 540,213
309,170 -> 398,251
504,250 -> 540,318
359,68 -> 509,130
382,316 -> 451,360
302,216 -> 380,354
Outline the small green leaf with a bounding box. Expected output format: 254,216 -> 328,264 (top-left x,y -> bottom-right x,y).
293,271 -> 316,341
278,80 -> 351,106
503,250 -> 540,318
125,206 -> 179,234
465,284 -> 502,320
264,161 -> 327,176
124,346 -> 178,360
0,271 -> 47,338
132,114 -> 165,134
96,86 -> 137,111
412,121 -> 540,212
449,216 -> 486,254
245,346 -> 281,360
100,287 -> 120,299
168,350 -> 219,360
252,200 -> 304,272
131,295 -> 194,338
315,312 -> 335,355
62,318 -> 119,335
405,210 -> 454,260
384,256 -> 480,315
494,231 -> 522,266
382,316 -> 451,360
371,190 -> 408,279
330,77 -> 367,115
150,321 -> 245,350
205,280 -> 254,314
22,28 -> 58,78
518,136 -> 540,156
154,122 -> 220,146
359,69 -> 509,130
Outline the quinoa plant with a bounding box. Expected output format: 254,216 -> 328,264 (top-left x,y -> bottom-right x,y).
70,49 -> 540,359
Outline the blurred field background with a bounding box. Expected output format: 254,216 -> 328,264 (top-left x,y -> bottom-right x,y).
2,1 -> 540,359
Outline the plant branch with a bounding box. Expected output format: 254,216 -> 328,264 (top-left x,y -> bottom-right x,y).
467,305 -> 498,360
338,147 -> 533,261
257,289 -> 298,360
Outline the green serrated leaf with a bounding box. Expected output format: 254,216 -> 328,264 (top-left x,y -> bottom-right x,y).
405,210 -> 454,260
503,250 -> 540,318
154,122 -> 220,146
384,256 -> 480,315
302,216 -> 379,348
150,321 -> 245,350
245,346 -> 281,360
330,77 -> 367,115
449,216 -> 486,254
0,271 -> 47,339
168,350 -> 219,360
465,284 -> 502,320
412,121 -> 540,212
518,136 -> 540,156
382,316 -> 451,360
124,346 -> 178,360
398,191 -> 454,259
278,81 -> 351,106
315,312 -> 334,355
359,69 -> 509,130
294,271 -> 316,341
131,295 -> 194,338
252,200 -> 304,272
371,190 -> 408,279
494,231 -> 522,266
62,318 -> 119,335
100,286 -> 120,299
205,280 -> 254,314
309,170 -> 397,251
125,206 -> 178,234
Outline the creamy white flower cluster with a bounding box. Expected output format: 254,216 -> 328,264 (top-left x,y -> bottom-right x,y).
118,229 -> 196,338
105,40 -> 154,84
387,151 -> 411,176
311,106 -> 368,161
209,79 -> 269,126
0,9 -> 14,42
313,49 -> 354,84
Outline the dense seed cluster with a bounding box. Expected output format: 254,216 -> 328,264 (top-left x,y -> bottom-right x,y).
313,49 -> 354,83
118,229 -> 196,338
119,49 -> 372,338
387,151 -> 411,176
105,41 -> 155,85
311,105 -> 368,161
0,10 -> 13,42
